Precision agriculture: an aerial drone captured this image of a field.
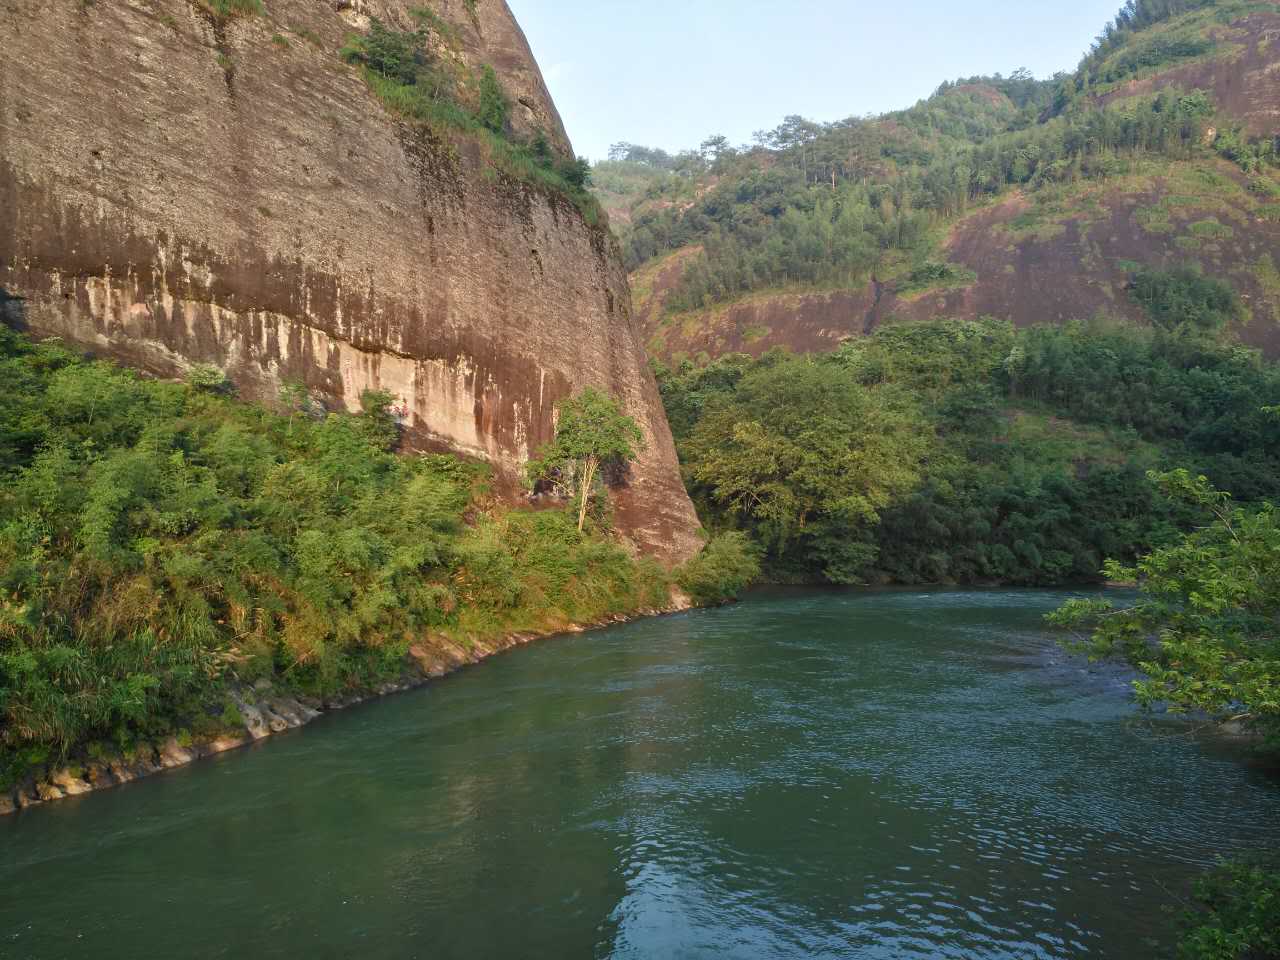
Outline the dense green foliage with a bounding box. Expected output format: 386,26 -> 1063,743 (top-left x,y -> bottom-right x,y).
1179,861 -> 1280,959
675,533 -> 762,606
678,355 -> 927,583
1067,0 -> 1240,100
0,330 -> 676,784
340,14 -> 598,217
657,317 -> 1280,586
1005,316 -> 1279,502
1051,470 -> 1279,744
1129,264 -> 1243,331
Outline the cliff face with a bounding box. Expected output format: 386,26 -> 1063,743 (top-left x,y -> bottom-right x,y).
0,0 -> 700,563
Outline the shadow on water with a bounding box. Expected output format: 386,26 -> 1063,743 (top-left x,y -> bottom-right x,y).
0,285 -> 27,331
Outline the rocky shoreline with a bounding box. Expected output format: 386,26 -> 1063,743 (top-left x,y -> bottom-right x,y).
0,603 -> 687,819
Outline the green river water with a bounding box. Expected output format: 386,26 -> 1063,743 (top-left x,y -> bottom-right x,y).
2,589 -> 1279,959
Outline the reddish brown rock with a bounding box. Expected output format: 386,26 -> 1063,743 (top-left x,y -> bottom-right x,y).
108,752 -> 163,785
0,0 -> 700,564
84,762 -> 117,790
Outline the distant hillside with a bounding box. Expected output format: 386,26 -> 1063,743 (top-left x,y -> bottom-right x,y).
595,0 -> 1280,363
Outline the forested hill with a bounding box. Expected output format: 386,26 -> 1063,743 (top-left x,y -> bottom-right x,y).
594,0 -> 1280,364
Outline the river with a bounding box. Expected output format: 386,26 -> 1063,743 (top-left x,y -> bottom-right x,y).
3,589 -> 1278,959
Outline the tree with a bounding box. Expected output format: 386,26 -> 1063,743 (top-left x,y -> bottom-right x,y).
682,357 -> 928,582
278,379 -> 312,435
1050,470 -> 1280,746
559,156 -> 592,189
357,388 -> 402,452
477,64 -> 511,134
526,388 -> 645,532
700,134 -> 732,164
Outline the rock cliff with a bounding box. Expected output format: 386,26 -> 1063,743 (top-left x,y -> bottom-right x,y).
0,0 -> 700,563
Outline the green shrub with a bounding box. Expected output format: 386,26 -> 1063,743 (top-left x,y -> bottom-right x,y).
676,533 -> 761,605
185,363 -> 230,394
1129,264 -> 1242,331
477,64 -> 510,134
340,17 -> 428,86
898,261 -> 979,296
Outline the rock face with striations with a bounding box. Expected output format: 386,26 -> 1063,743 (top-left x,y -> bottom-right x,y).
0,0 -> 700,563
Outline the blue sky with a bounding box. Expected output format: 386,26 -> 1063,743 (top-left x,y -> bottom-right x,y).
506,0 -> 1126,161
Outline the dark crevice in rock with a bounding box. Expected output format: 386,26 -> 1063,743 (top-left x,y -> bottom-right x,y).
0,287 -> 27,331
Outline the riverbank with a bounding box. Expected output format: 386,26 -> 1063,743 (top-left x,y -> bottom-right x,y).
0,599 -> 690,818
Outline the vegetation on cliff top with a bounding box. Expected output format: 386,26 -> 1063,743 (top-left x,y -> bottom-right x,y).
0,327 -> 751,788
340,12 -> 600,222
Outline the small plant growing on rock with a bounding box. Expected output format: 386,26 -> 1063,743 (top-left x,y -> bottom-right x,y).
340,17 -> 429,85
293,27 -> 324,47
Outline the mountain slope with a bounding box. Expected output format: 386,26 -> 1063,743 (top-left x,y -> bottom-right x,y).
603,0 -> 1280,364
